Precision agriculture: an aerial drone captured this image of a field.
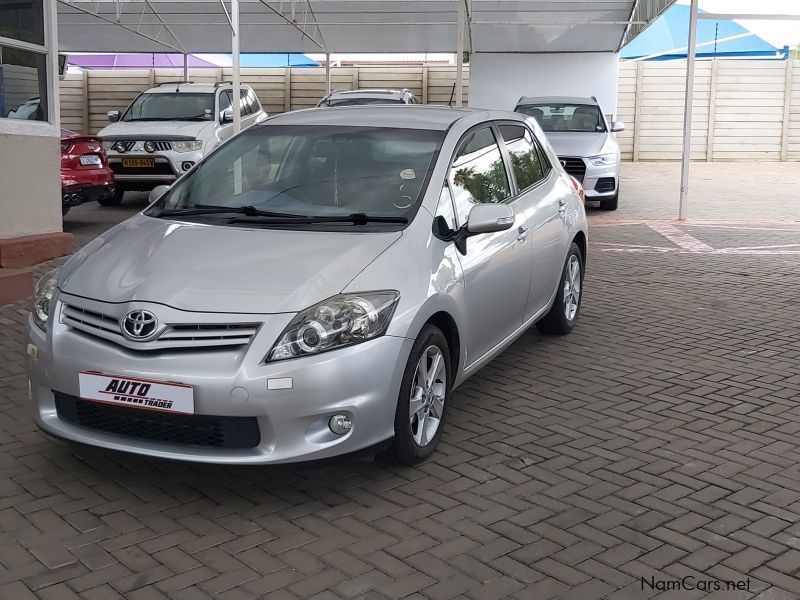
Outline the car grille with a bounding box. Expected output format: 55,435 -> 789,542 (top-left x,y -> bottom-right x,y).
595,177 -> 616,193
110,162 -> 175,176
113,141 -> 172,152
559,157 -> 587,183
61,303 -> 260,351
55,392 -> 261,449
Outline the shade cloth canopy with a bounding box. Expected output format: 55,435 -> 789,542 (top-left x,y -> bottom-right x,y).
57,0 -> 677,54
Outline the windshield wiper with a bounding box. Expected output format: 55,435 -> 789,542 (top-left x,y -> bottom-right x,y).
229,212 -> 409,226
156,204 -> 304,218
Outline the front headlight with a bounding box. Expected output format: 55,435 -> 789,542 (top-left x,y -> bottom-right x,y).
172,140 -> 202,153
32,269 -> 59,330
590,153 -> 617,167
267,291 -> 400,362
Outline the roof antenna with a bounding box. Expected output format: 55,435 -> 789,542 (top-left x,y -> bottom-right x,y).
448,83 -> 456,107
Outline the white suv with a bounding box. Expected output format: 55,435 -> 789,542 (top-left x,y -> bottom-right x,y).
98,81 -> 267,205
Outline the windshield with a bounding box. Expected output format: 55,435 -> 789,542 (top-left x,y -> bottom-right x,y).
122,92 -> 215,122
148,125 -> 445,227
324,97 -> 405,107
516,103 -> 606,133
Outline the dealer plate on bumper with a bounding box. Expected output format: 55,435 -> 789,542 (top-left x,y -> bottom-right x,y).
79,371 -> 194,414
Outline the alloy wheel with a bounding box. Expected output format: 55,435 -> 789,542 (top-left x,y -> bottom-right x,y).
563,254 -> 581,322
409,345 -> 446,447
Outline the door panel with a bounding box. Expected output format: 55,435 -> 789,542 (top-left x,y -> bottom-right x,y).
496,123 -> 570,320
447,126 -> 533,366
525,173 -> 570,319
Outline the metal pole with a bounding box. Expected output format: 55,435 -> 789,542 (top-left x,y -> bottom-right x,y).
46,0 -> 61,129
455,0 -> 464,107
325,52 -> 331,94
183,52 -> 188,82
678,0 -> 699,220
232,0 -> 241,135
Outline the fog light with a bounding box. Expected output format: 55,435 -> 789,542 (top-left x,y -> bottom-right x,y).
181,161 -> 194,171
329,414 -> 352,435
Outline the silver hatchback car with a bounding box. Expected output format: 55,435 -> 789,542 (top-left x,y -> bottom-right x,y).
28,106 -> 588,465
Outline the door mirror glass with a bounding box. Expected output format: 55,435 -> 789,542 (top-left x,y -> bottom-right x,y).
221,107 -> 233,124
107,110 -> 120,123
466,203 -> 515,234
149,185 -> 170,204
610,121 -> 625,133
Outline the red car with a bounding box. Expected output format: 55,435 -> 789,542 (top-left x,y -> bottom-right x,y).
61,129 -> 115,215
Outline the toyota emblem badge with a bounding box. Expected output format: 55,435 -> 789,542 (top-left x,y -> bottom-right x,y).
122,309 -> 158,340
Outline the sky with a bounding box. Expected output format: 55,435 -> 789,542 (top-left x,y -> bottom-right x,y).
677,0 -> 800,48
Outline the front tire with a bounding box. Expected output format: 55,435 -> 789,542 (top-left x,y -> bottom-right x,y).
389,324 -> 451,465
97,188 -> 125,207
536,242 -> 584,335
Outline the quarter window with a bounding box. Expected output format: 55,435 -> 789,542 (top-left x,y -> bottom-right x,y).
498,124 -> 547,191
447,127 -> 510,224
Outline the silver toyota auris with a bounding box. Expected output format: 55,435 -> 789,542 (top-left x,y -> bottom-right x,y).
28,106 -> 588,465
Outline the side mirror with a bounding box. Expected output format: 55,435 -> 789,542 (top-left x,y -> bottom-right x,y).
107,110 -> 120,123
437,203 -> 516,255
149,185 -> 170,204
466,204 -> 515,235
221,108 -> 233,124
610,121 -> 625,133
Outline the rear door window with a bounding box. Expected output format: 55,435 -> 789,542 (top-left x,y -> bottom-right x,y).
498,124 -> 548,192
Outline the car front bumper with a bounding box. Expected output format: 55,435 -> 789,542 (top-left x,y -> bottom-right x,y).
581,162 -> 619,199
27,309 -> 412,464
107,150 -> 203,188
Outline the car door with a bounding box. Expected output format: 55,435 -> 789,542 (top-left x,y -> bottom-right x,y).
498,123 -> 570,319
446,124 -> 534,367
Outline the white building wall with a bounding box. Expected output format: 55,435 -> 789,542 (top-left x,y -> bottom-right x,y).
468,52 -> 620,119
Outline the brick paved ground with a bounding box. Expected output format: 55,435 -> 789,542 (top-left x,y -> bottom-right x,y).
2,164 -> 800,599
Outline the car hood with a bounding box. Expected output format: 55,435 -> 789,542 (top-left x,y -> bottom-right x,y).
542,132 -> 610,158
98,120 -> 214,140
60,215 -> 401,314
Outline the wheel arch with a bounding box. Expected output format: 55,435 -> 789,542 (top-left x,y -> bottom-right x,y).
424,311 -> 461,379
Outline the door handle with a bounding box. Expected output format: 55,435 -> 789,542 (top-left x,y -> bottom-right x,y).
558,199 -> 568,214
517,225 -> 531,243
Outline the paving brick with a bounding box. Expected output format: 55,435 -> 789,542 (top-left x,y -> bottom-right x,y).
3,189 -> 800,598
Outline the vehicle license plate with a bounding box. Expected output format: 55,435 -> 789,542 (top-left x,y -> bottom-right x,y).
122,158 -> 155,168
79,155 -> 102,166
78,371 -> 194,414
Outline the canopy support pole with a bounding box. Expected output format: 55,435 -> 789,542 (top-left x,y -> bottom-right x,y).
183,52 -> 188,82
232,0 -> 241,135
678,0 -> 698,221
325,52 -> 331,94
455,0 -> 465,107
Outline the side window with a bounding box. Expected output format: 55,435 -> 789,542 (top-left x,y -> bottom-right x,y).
239,90 -> 251,116
498,124 -> 546,191
435,184 -> 458,232
218,90 -> 232,120
448,126 -> 511,224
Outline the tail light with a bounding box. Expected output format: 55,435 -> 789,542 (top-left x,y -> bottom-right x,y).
569,175 -> 585,203
60,141 -> 72,152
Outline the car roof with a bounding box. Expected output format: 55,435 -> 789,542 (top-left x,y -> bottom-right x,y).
264,105 -> 481,130
143,82 -> 244,94
516,96 -> 598,107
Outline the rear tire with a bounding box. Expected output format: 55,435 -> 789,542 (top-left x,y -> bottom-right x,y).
536,242 -> 584,335
599,190 -> 618,211
98,188 -> 124,207
389,324 -> 451,465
